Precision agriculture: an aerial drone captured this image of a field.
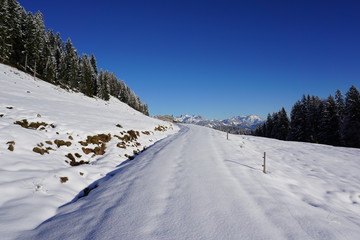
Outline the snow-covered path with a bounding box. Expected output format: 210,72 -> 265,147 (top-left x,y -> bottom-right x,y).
19,124 -> 360,240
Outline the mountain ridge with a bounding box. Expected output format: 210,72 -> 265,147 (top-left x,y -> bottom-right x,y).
174,114 -> 264,131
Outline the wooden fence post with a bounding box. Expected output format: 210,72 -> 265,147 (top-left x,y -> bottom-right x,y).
263,152 -> 266,173
33,61 -> 36,80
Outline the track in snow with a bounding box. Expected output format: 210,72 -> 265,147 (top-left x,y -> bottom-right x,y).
18,124 -> 360,240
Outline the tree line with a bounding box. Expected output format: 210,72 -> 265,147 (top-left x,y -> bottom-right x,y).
0,0 -> 149,115
254,86 -> 360,148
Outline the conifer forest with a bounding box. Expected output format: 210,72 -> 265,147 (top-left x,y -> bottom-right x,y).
0,0 -> 149,115
254,87 -> 360,148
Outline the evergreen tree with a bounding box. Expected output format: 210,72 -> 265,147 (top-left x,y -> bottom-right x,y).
0,0 -> 12,62
33,11 -> 47,76
59,38 -> 79,88
23,12 -> 39,73
276,108 -> 290,140
79,54 -> 95,96
90,54 -> 98,75
264,113 -> 273,137
256,108 -> 289,140
0,0 -> 150,116
98,70 -> 110,100
335,89 -> 345,119
90,54 -> 98,95
288,100 -> 306,141
43,30 -> 58,83
318,95 -> 341,145
7,0 -> 26,65
341,86 -> 360,147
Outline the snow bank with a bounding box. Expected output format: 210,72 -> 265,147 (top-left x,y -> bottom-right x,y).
0,64 -> 178,239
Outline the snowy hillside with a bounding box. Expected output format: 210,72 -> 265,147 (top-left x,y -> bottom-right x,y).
17,124 -> 360,240
1,64 -> 360,240
174,114 -> 264,130
0,64 -> 178,239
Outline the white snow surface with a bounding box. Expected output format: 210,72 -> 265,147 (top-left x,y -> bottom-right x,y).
1,64 -> 360,240
18,125 -> 360,240
0,64 -> 178,239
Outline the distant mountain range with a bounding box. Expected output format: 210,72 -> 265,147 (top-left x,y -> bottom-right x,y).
174,114 -> 264,132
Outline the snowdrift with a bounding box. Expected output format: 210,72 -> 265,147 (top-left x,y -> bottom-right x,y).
0,64 -> 178,239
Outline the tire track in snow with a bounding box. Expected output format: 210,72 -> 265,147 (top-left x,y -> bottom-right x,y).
18,125 -> 359,240
141,126 -> 189,236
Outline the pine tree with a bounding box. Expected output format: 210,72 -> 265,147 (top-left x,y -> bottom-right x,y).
335,89 -> 345,120
277,108 -> 289,140
59,38 -> 79,88
23,12 -> 38,73
90,54 -> 98,95
318,95 -> 341,145
288,100 -> 306,141
79,54 -> 96,96
0,0 -> 12,62
33,11 -> 47,76
341,86 -> 360,147
7,0 -> 26,65
90,54 -> 98,75
0,0 -> 150,116
98,70 -> 110,100
43,30 -> 58,83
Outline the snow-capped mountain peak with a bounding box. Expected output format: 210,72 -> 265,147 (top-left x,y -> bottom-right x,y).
175,115 -> 206,124
174,114 -> 264,130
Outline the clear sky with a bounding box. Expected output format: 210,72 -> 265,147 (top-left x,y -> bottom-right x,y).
18,0 -> 360,119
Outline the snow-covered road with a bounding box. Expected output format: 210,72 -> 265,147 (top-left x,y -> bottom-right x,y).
18,124 -> 360,240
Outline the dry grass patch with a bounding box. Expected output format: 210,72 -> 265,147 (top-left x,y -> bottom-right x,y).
117,142 -> 126,149
7,141 -> 15,151
115,130 -> 139,143
54,139 -> 72,148
65,153 -> 89,166
33,147 -> 48,155
14,119 -> 55,130
86,134 -> 111,145
154,125 -> 168,132
82,147 -> 93,154
60,177 -> 68,183
78,141 -> 88,146
81,143 -> 107,156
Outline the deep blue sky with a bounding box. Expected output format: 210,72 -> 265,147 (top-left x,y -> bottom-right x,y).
19,0 -> 360,119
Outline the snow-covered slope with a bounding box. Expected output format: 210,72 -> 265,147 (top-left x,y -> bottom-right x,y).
174,114 -> 264,130
0,64 -> 178,239
18,124 -> 360,240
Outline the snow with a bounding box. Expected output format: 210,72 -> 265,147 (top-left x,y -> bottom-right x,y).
0,64 -> 178,239
17,125 -> 360,240
1,64 -> 360,240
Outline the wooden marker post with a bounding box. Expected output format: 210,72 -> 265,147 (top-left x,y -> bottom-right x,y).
263,152 -> 266,173
227,132 -> 229,140
33,61 -> 37,80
